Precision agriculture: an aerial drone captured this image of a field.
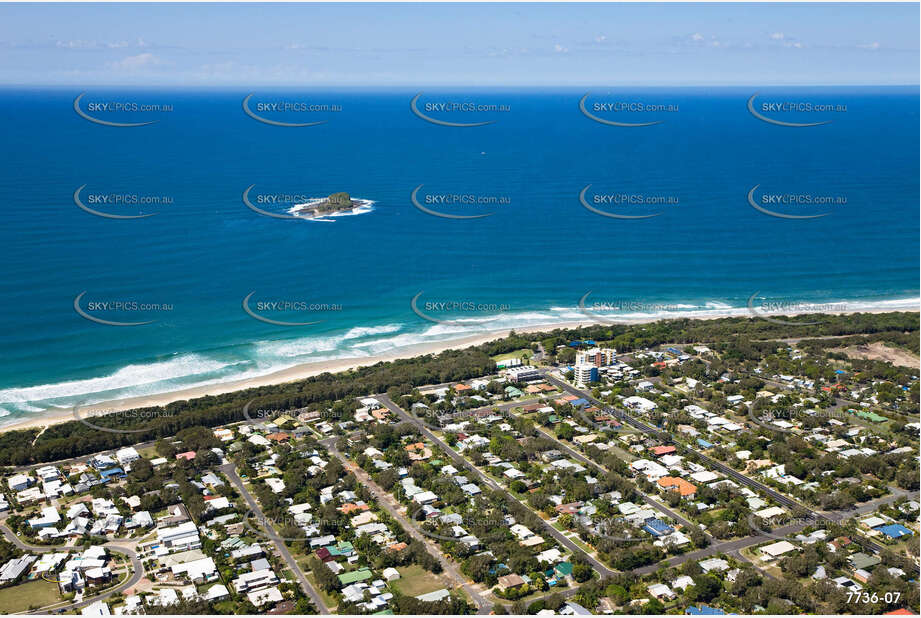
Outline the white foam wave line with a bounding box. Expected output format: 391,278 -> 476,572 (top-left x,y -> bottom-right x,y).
255,323 -> 404,359
2,360 -> 283,416
14,402 -> 44,413
0,355 -> 237,406
3,296 -> 916,424
342,323 -> 402,339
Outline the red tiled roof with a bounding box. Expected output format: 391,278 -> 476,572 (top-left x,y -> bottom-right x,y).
657,476 -> 697,496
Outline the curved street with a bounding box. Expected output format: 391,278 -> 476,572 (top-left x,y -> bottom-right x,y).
0,521 -> 143,614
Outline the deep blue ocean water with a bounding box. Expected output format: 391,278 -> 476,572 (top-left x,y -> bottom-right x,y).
0,87 -> 917,423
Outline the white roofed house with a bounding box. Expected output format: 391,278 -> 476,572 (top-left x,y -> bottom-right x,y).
762,464 -> 804,486
151,588 -> 179,607
247,434 -> 271,447
699,557 -> 730,573
624,396 -> 657,413
171,556 -> 218,583
89,454 -> 117,470
35,466 -> 60,483
461,483 -> 481,496
659,454 -> 683,468
689,470 -> 720,484
31,552 -> 69,575
412,490 -> 438,505
264,477 -> 285,493
760,540 -> 798,561
84,565 -> 113,587
157,520 -> 201,552
754,506 -> 787,520
630,459 -> 669,482
0,555 -> 37,585
125,510 -> 154,530
382,566 -> 401,581
115,447 -> 141,467
7,474 -> 33,492
647,583 -> 675,600
247,586 -> 284,608
672,575 -> 695,591
203,583 -> 230,602
29,506 -> 61,529
81,600 -> 111,616
231,568 -> 279,593
62,516 -> 91,538
91,497 -> 120,518
204,496 -> 231,513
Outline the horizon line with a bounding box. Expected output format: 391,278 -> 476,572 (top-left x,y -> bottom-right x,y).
1,83 -> 918,88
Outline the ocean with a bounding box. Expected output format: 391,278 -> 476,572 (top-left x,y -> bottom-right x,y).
0,86 -> 917,424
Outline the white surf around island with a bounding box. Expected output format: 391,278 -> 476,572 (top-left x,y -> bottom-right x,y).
287,198 -> 375,221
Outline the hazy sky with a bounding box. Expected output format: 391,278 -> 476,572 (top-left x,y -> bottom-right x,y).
0,3 -> 917,86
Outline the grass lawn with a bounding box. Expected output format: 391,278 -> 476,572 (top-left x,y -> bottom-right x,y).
212,600 -> 237,614
0,579 -> 63,613
487,582 -> 565,606
137,445 -> 160,459
491,349 -> 532,362
391,565 -> 450,597
570,536 -> 594,554
740,547 -> 782,578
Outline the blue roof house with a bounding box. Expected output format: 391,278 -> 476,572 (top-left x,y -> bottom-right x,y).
876,524 -> 913,539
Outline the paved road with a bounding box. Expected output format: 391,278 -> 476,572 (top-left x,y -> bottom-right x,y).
219,463 -> 330,614
632,518 -> 815,576
325,437 -> 596,612
378,394 -> 617,579
544,373 -> 919,556
10,440 -> 158,473
532,425 -> 712,543
323,439 -> 493,614
0,522 -> 143,614
445,383 -> 713,540
418,398 -> 544,431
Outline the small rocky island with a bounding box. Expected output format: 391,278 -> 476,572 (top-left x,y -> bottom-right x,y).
289,192 -> 374,219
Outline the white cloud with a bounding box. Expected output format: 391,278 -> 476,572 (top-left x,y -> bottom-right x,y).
57,40 -> 98,49
57,39 -> 147,50
769,32 -> 804,49
108,52 -> 161,71
858,42 -> 880,50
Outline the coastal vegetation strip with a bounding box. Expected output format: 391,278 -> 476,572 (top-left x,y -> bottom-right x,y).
0,311 -> 916,467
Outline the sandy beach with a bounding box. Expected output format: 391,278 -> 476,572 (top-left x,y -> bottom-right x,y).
2,306 -> 917,435
0,319 -> 594,433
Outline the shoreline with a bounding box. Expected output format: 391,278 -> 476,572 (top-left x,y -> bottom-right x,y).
2,306 -> 917,435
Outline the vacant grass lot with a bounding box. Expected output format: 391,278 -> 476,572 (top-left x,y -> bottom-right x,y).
391,564 -> 449,597
0,578 -> 63,613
